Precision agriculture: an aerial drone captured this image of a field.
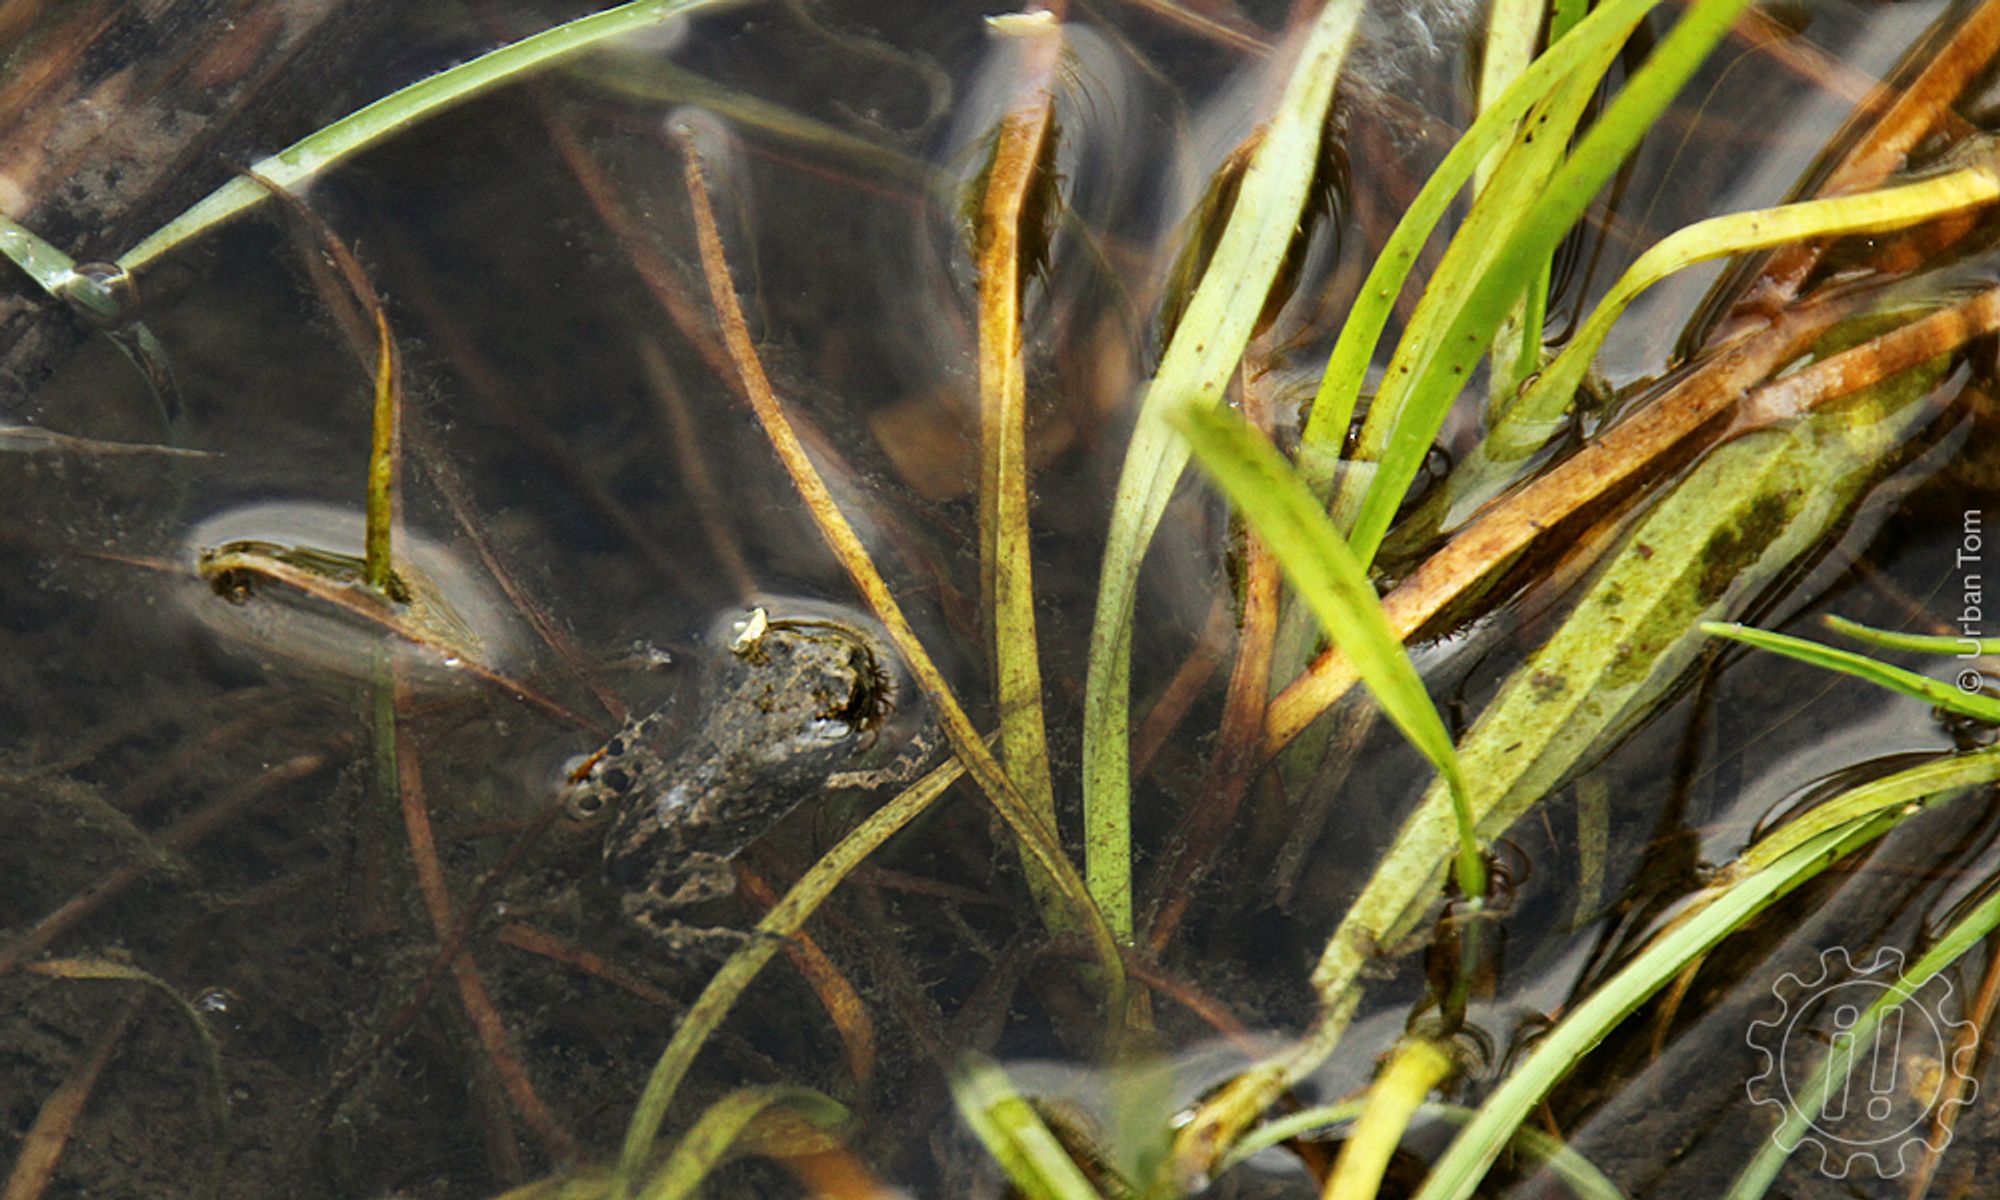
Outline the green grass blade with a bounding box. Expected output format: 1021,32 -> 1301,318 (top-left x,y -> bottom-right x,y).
1174,404 -> 1484,901
1295,0 -> 1661,495
1473,163 -> 2000,478
118,0 -> 752,272
1414,748 -> 2000,1200
1081,0 -> 1366,942
637,1087 -> 849,1200
0,210 -> 78,299
1824,612 -> 2000,657
1703,621 -> 2000,724
1222,1101 -> 1627,1200
1344,0 -> 1754,567
614,753 -> 966,1197
1727,881 -> 2000,1199
950,1055 -> 1107,1200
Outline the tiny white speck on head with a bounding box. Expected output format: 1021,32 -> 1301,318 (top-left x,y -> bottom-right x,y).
729,606 -> 770,656
985,10 -> 1058,37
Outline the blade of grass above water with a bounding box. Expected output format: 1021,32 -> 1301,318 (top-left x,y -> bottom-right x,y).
1081,0 -> 1366,944
1173,404 -> 1484,902
1703,621 -> 2000,725
1323,1038 -> 1456,1200
1823,612 -> 2000,658
1456,161 -> 2000,505
1343,0 -> 1755,567
118,0 -> 754,272
1293,0 -> 1663,495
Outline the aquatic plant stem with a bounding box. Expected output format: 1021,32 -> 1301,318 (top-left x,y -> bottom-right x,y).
614,754 -> 967,1196
1324,1038 -> 1454,1200
1081,0 -> 1365,946
674,134 -> 1124,998
117,0 -> 752,273
975,4 -> 1063,845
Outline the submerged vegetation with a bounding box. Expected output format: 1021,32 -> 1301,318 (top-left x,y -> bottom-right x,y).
3,1 -> 2000,1197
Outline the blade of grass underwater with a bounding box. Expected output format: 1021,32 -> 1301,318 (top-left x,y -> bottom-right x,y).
1222,1101 -> 1625,1200
1082,0 -> 1365,943
949,1056 -> 1107,1200
24,958 -> 231,1200
1823,612 -> 2000,657
1461,161 -> 2000,494
1409,769 -> 1991,1200
637,1087 -> 849,1200
1726,877 -> 2000,1200
1173,404 -> 1484,902
975,7 -> 1062,843
613,753 -> 966,1196
1344,0 -> 1754,567
1704,621 -> 2000,724
1295,0 -> 1660,496
676,136 -> 1123,995
117,0 -> 753,273
1324,1038 -> 1455,1200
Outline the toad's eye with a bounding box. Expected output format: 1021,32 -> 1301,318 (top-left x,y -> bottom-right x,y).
564,787 -> 610,821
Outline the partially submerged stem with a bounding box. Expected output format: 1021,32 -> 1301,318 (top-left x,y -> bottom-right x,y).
975,4 -> 1063,857
673,131 -> 1125,1002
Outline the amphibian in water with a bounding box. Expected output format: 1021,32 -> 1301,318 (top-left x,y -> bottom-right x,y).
561,607 -> 926,945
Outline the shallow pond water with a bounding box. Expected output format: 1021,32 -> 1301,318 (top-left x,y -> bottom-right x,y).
2,1 -> 1997,1197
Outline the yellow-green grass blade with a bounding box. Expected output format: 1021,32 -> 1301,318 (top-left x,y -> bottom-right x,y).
1343,0 -> 1755,568
637,1087 -> 849,1200
1823,612 -> 2000,657
1081,0 -> 1366,942
1173,403 -> 1484,902
950,1055 -> 1107,1200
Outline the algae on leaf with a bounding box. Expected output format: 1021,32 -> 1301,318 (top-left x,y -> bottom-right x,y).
1303,321 -> 1950,1041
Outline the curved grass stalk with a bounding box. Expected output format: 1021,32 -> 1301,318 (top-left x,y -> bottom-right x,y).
1703,620 -> 2000,725
118,0 -> 753,273
637,1087 -> 849,1200
24,958 -> 230,1200
0,209 -> 78,299
1174,404 -> 1484,903
950,1055 -> 1108,1200
1342,0 -> 1754,568
1725,879 -> 2000,1200
1221,1101 -> 1625,1200
1454,162 -> 2000,511
613,753 -> 966,1197
1080,0 -> 1365,945
1417,747 -> 2000,1200
1324,1038 -> 1455,1200
676,136 -> 1123,995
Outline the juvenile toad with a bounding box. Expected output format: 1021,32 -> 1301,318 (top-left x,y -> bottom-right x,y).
561,608 -> 922,945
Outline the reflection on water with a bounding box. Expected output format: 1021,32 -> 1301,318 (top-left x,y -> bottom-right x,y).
0,1 -> 1989,1197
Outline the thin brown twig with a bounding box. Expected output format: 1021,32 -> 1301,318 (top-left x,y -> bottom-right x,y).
736,862 -> 877,1092
1,990 -> 144,1200
392,671 -> 578,1162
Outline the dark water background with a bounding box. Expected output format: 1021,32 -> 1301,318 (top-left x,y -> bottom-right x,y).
1,1 -> 1994,1196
